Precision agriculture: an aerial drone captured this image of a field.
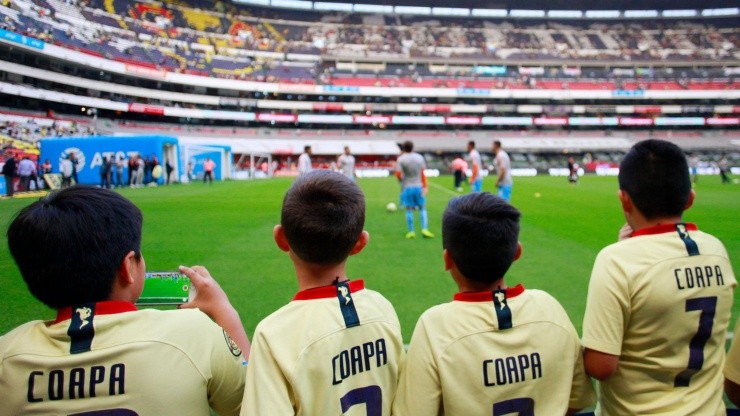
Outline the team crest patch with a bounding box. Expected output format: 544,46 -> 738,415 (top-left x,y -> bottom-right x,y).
223,329 -> 242,357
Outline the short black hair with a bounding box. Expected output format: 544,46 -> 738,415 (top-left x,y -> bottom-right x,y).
618,139 -> 691,220
7,186 -> 143,309
443,193 -> 521,284
281,170 -> 365,266
304,145 -> 311,152
493,140 -> 502,148
468,141 -> 475,148
402,141 -> 414,153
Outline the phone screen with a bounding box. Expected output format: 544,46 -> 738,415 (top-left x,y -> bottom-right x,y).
136,272 -> 190,305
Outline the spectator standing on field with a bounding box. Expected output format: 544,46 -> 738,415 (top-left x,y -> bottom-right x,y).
68,152 -> 79,185
718,156 -> 731,184
128,155 -> 137,186
203,158 -> 216,184
2,155 -> 16,196
449,155 -> 467,192
17,156 -> 35,192
568,156 -> 579,185
60,156 -> 74,189
115,156 -> 124,188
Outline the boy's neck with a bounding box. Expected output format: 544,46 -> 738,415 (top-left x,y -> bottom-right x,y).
292,257 -> 349,291
455,273 -> 506,293
629,214 -> 684,233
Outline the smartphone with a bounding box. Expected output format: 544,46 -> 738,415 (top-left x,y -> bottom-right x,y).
136,272 -> 191,305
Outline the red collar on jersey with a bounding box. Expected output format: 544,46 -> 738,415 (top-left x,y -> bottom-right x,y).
54,301 -> 138,324
453,284 -> 525,302
632,223 -> 697,237
293,280 -> 365,300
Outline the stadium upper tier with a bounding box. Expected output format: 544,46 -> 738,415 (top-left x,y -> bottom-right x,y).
2,0 -> 738,79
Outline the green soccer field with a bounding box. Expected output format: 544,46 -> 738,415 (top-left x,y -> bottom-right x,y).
1,175 -> 738,342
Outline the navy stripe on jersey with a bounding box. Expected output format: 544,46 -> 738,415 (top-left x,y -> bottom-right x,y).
676,223 -> 700,256
335,281 -> 360,328
68,303 -> 96,354
492,289 -> 513,330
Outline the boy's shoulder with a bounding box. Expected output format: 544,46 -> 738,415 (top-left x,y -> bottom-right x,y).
255,284 -> 400,337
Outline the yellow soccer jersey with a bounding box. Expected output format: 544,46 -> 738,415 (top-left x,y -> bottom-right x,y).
725,320 -> 740,385
0,301 -> 246,416
392,284 -> 595,416
241,280 -> 404,416
583,223 -> 736,416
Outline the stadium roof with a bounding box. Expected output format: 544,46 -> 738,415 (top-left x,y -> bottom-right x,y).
311,0 -> 739,11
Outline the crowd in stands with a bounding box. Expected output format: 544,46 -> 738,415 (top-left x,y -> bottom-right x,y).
1,0 -> 738,83
0,119 -> 96,143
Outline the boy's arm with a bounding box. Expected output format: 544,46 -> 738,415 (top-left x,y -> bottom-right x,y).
392,318 -> 441,415
582,252 -> 629,380
584,348 -> 619,380
179,265 -> 251,358
568,345 -> 597,414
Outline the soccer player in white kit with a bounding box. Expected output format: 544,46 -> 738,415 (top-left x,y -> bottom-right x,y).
582,139 -> 736,415
337,146 -> 356,181
241,170 -> 404,416
0,186 -> 249,415
298,145 -> 312,176
393,193 -> 595,415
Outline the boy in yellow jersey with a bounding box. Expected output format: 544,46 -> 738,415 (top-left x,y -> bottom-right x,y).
0,186 -> 249,415
392,192 -> 595,416
241,170 -> 404,416
724,320 -> 740,407
582,139 -> 736,415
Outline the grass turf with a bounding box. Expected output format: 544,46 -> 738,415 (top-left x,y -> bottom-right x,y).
0,175 -> 738,342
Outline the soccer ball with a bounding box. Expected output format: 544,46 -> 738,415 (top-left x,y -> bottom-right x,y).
386,202 -> 398,212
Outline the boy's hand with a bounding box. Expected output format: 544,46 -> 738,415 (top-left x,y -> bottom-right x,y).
618,223 -> 634,241
422,187 -> 428,196
179,265 -> 251,358
179,265 -> 229,318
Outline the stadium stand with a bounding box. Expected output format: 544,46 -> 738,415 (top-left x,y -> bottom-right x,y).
0,0 -> 737,173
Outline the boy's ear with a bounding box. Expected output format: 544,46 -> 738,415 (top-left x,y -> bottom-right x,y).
513,242 -> 522,261
116,251 -> 137,287
685,190 -> 695,211
273,225 -> 290,253
618,190 -> 633,213
349,231 -> 370,256
443,249 -> 456,271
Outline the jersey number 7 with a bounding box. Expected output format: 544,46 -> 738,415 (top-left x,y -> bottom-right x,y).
674,296 -> 717,387
340,385 -> 381,416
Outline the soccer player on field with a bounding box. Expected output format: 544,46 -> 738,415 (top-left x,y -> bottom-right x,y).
298,145 -> 313,176
241,170 -> 405,416
492,140 -> 513,201
467,140 -> 483,193
337,145 -> 356,181
0,186 -> 249,415
392,193 -> 596,416
395,141 -> 434,239
582,139 -> 736,415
